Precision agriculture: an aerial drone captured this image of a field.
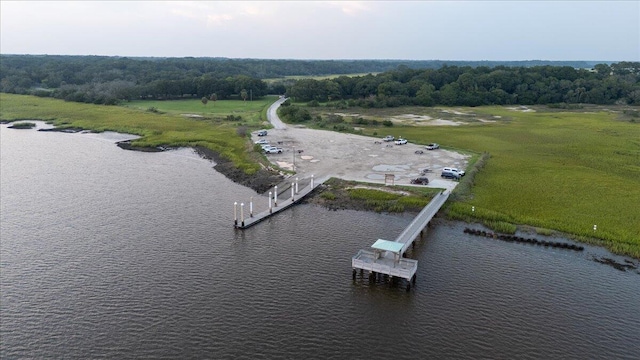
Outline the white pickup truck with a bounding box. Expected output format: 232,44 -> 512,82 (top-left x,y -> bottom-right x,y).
264,147 -> 283,154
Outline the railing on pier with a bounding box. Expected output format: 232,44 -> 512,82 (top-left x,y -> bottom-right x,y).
351,191 -> 449,283
233,175 -> 328,229
395,191 -> 449,255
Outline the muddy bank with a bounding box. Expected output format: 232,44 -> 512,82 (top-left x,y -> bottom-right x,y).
38,127 -> 88,133
193,146 -> 283,194
113,140 -> 284,193
111,141 -> 283,193
116,140 -> 164,153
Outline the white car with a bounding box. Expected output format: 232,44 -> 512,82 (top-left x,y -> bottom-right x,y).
265,147 -> 283,154
255,139 -> 269,145
426,143 -> 439,150
395,138 -> 408,145
443,167 -> 465,176
382,135 -> 395,142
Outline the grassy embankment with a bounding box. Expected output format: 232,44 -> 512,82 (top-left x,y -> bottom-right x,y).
0,93 -> 277,174
303,104 -> 640,258
315,178 -> 442,213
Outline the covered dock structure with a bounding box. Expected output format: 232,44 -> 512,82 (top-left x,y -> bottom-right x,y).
351,191 -> 450,290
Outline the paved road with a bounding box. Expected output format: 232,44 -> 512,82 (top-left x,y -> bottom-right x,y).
267,97 -> 288,130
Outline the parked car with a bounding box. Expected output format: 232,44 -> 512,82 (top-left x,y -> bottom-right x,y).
395,138 -> 408,145
382,135 -> 395,142
410,177 -> 430,185
443,167 -> 465,176
441,171 -> 460,180
255,139 -> 269,145
261,144 -> 274,151
257,130 -> 268,136
265,147 -> 283,154
426,143 -> 439,150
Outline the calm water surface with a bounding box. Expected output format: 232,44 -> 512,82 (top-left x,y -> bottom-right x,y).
1,123 -> 639,359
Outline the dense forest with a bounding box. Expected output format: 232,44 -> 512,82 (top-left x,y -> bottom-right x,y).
287,62 -> 640,107
0,55 -> 637,106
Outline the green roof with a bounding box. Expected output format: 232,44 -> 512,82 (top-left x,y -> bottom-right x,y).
371,239 -> 403,253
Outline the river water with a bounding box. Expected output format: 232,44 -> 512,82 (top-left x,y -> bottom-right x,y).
1,123 -> 639,359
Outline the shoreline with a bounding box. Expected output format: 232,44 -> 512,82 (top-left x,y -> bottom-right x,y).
3,121 -> 638,261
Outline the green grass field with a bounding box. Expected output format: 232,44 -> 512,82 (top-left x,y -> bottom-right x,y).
121,97 -> 275,124
321,105 -> 639,257
0,94 -> 278,174
263,73 -> 379,84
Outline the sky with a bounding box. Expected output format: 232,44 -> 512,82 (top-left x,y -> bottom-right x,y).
1,1 -> 638,61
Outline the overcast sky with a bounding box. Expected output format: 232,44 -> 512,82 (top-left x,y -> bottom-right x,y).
1,1 -> 638,61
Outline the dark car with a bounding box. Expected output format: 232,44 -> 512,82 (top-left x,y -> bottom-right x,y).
410,177 -> 430,185
441,172 -> 460,180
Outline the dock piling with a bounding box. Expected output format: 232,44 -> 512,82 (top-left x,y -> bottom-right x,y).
351,191 -> 449,288
274,186 -> 278,207
234,202 -> 238,226
268,192 -> 272,213
291,182 -> 295,202
295,178 -> 299,194
250,196 -> 253,217
240,203 -> 245,227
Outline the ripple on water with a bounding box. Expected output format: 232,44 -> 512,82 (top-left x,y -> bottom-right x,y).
2,126 -> 639,359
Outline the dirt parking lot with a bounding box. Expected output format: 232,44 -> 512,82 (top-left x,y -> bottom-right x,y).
254,111 -> 469,191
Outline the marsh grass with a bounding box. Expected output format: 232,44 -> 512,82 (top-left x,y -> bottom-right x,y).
315,179 -> 438,213
8,122 -> 36,129
320,191 -> 336,200
0,94 -> 275,174
343,105 -> 640,257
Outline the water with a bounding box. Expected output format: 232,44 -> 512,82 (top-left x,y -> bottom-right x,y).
1,123 -> 639,359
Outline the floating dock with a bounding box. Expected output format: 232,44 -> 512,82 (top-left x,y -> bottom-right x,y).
351,191 -> 450,289
234,175 -> 326,229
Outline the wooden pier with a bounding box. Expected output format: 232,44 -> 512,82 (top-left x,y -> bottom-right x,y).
234,175 -> 326,229
351,191 -> 450,289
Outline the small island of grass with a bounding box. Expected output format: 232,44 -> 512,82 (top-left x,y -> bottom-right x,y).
8,121 -> 36,129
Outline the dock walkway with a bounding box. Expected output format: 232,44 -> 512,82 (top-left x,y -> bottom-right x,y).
351,191 -> 450,285
234,175 -> 327,229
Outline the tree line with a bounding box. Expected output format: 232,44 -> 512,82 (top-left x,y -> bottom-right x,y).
286,63 -> 640,107
0,54 -> 636,106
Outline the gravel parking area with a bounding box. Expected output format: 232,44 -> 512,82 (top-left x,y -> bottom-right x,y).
254,99 -> 470,191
